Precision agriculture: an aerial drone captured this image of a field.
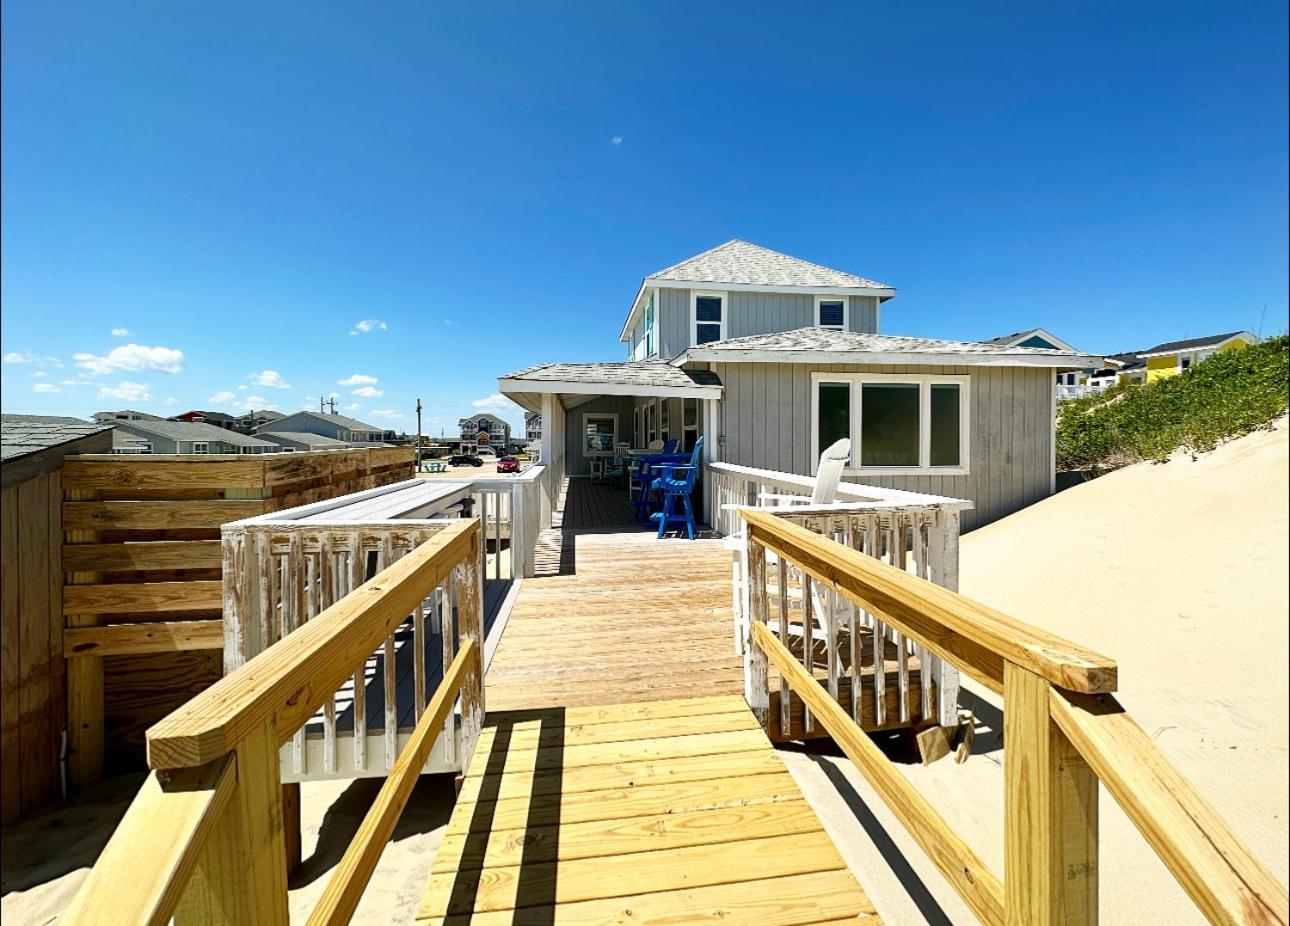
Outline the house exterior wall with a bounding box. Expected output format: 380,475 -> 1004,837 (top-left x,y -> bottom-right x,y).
271,412 -> 345,440
712,361 -> 1054,531
1145,338 -> 1249,384
562,395 -> 637,475
112,423 -> 180,453
645,289 -> 880,360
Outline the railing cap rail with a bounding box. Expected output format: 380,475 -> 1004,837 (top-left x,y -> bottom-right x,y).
707,460 -> 974,510
147,518 -> 479,769
741,508 -> 1117,694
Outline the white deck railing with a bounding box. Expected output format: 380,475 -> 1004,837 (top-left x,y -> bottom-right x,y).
707,461 -> 973,729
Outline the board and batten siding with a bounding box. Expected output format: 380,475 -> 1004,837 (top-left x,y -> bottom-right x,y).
713,361 -> 1053,531
651,289 -> 880,360
562,395 -> 638,476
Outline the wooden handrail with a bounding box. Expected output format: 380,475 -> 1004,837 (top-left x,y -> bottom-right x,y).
147,518 -> 478,769
307,640 -> 479,926
753,622 -> 1006,926
1051,690 -> 1290,925
741,508 -> 1117,694
60,756 -> 236,926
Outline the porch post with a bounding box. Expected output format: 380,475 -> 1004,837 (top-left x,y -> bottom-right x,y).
701,398 -> 720,526
539,394 -> 557,529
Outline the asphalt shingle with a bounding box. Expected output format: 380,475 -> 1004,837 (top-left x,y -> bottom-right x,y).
648,240 -> 893,290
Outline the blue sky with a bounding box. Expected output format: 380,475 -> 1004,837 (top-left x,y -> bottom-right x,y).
3,2 -> 1287,432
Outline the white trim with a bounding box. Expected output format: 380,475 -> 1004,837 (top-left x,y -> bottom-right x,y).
814,295 -> 848,330
809,372 -> 972,477
677,347 -> 1103,369
581,411 -> 619,457
690,291 -> 728,348
498,377 -> 723,401
1136,331 -> 1256,358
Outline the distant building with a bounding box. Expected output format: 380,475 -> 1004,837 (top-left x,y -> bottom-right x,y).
170,409 -> 238,429
111,419 -> 281,455
257,411 -> 393,445
458,413 -> 511,453
981,328 -> 1081,353
257,431 -> 354,452
93,409 -> 163,424
524,411 -> 542,443
1137,331 -> 1257,383
233,409 -> 284,434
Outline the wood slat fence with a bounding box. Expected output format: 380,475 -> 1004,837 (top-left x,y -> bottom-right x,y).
60,447 -> 413,787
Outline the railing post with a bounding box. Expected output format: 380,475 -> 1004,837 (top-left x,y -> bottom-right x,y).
456,525 -> 484,774
743,534 -> 769,728
1004,662 -> 1099,926
175,722 -> 288,925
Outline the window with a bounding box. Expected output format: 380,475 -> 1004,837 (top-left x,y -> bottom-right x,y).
811,373 -> 970,474
659,399 -> 670,440
691,292 -> 726,346
645,294 -> 655,357
1180,355 -> 1192,370
191,442 -> 210,454
815,297 -> 847,329
583,413 -> 618,455
682,398 -> 700,452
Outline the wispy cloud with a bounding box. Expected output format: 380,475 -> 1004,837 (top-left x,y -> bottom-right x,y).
344,402 -> 362,412
351,385 -> 383,398
370,408 -> 403,419
248,370 -> 290,389
472,393 -> 515,410
611,136 -> 623,146
337,373 -> 378,386
164,397 -> 179,407
3,351 -> 61,367
30,370 -> 48,378
111,327 -> 130,337
75,344 -> 184,375
349,319 -> 388,336
209,390 -> 237,403
33,382 -> 60,394
98,380 -> 152,402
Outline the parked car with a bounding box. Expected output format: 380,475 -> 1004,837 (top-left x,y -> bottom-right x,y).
448,454 -> 483,467
496,456 -> 520,474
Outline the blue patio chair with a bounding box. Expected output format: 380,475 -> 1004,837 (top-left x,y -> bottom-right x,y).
632,439 -> 686,520
649,436 -> 704,539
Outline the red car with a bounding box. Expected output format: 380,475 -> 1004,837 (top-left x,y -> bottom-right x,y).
496,456 -> 520,474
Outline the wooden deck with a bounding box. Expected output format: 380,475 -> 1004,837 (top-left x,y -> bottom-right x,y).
416,695 -> 879,924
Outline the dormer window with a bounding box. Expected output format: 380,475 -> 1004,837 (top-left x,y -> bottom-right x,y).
691,292 -> 726,345
815,297 -> 847,329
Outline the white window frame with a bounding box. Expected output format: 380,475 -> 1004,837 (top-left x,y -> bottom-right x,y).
814,295 -> 849,330
690,291 -> 727,347
809,372 -> 971,476
582,412 -> 619,457
191,441 -> 210,455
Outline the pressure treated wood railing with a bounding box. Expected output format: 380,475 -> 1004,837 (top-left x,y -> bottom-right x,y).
60,518 -> 484,926
740,509 -> 1288,926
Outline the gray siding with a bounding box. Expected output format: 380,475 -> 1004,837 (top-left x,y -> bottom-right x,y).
114,424 -> 180,453
271,411 -> 344,440
713,362 -> 1053,531
654,289 -> 879,360
562,395 -> 637,476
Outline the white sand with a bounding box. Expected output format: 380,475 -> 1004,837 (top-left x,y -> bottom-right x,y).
5,423 -> 1285,925
783,419 -> 1289,924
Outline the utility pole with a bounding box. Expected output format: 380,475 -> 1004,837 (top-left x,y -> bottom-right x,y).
319,396 -> 324,413
416,398 -> 423,464
328,397 -> 337,414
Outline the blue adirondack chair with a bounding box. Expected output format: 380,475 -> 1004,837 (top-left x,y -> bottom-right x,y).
649,436 -> 704,539
631,439 -> 681,519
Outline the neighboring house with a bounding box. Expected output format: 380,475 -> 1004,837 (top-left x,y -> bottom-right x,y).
233,409 -> 284,434
257,411 -> 393,444
458,413 -> 511,453
170,409 -> 238,429
983,328 -> 1081,352
93,409 -> 163,424
983,329 -> 1121,401
257,431 -> 353,452
524,411 -> 542,443
111,419 -> 282,454
1137,331 -> 1256,383
499,239 -> 1104,530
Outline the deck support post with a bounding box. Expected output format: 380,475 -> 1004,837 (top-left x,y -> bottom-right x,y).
743,537 -> 769,728
1004,662 -> 1099,925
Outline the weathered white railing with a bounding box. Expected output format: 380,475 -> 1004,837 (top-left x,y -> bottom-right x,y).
708,461 -> 973,730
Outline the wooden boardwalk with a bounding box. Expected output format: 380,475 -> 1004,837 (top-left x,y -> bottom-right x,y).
418,478 -> 880,923
416,695 -> 878,924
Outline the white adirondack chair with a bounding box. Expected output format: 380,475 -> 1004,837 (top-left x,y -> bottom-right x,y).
725,438 -> 851,654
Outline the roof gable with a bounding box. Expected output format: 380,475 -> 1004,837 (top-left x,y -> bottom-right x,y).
983,328 -> 1080,353
649,240 -> 893,290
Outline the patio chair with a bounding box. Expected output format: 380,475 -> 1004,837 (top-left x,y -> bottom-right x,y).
649,437 -> 704,539
725,437 -> 851,653
630,440 -> 681,515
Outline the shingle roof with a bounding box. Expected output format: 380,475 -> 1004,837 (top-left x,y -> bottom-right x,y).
649,240 -> 893,290
273,411 -> 386,433
116,419 -> 279,447
502,361 -> 723,389
1,414 -> 113,462
1137,331 -> 1252,356
679,327 -> 1103,366
258,431 -> 352,448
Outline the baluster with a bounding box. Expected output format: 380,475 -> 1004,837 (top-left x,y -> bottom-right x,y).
743,537 -> 769,728
868,517 -> 886,727
349,531 -> 366,772
457,532 -> 484,773
802,572 -> 814,735
777,557 -> 790,738
845,518 -> 861,723
256,532 -> 274,660
413,594 -> 427,722
381,535 -> 397,771
282,533 -> 305,776
442,569 -> 456,768
317,538 -> 338,774
893,515 -> 910,724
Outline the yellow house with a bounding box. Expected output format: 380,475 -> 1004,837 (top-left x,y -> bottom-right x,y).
1138,330 -> 1257,384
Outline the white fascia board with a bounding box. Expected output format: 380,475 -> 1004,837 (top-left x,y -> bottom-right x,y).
678,349 -> 1105,369
618,280 -> 650,343
1002,327 -> 1081,353
498,377 -> 723,400
1137,332 -> 1255,358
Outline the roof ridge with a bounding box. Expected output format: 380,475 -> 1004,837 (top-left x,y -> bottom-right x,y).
648,239 -> 744,278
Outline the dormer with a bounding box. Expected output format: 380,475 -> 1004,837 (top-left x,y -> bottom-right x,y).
619,240 -> 896,361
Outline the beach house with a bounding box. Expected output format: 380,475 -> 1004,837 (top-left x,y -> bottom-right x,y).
499,240 -> 1104,529
1137,330 -> 1257,383
257,410 -> 393,445
458,412 -> 511,453
110,419 -> 282,454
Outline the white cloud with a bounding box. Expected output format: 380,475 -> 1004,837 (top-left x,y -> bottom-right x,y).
349,319 -> 388,335
209,390 -> 238,403
338,373 -> 378,386
98,380 -> 152,402
370,408 -> 403,419
31,370 -> 48,378
352,386 -> 383,398
111,327 -> 130,337
75,344 -> 184,375
164,397 -> 179,407
240,395 -> 273,410
472,393 -> 515,410
248,370 -> 290,389
611,136 -> 623,146
344,402 -> 362,411
4,351 -> 61,366
33,382 -> 60,394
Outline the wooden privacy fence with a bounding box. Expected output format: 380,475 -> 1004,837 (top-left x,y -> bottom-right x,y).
60,447 -> 413,788
740,509 -> 1289,926
61,518 -> 484,926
